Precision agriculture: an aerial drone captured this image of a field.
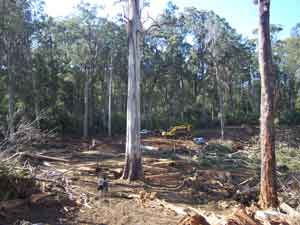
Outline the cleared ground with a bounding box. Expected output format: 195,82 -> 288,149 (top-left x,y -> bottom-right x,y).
1,126 -> 300,225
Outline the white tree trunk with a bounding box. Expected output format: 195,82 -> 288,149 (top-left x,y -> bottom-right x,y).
83,76 -> 91,138
108,54 -> 113,137
122,0 -> 143,181
216,66 -> 224,140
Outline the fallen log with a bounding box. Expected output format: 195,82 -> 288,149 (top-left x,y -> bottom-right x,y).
141,145 -> 159,151
29,192 -> 54,204
110,192 -> 139,199
227,208 -> 261,225
177,214 -> 211,225
255,210 -> 289,225
152,160 -> 198,168
23,152 -> 70,162
143,165 -> 178,173
145,172 -> 182,180
280,202 -> 300,217
152,199 -> 211,225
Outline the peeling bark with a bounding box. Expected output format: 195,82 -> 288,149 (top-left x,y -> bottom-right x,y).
108,54 -> 113,137
257,0 -> 278,208
122,0 -> 143,181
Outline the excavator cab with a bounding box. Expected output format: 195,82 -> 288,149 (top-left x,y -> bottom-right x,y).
161,124 -> 192,138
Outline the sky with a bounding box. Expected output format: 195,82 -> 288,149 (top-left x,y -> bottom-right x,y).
44,0 -> 299,39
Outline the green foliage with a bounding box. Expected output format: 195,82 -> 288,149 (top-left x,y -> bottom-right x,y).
0,0 -> 299,136
280,111 -> 300,125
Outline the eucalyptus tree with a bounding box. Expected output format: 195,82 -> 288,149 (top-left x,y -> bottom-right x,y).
0,0 -> 44,136
122,0 -> 143,181
59,3 -> 105,137
203,12 -> 242,138
255,0 -> 279,208
101,20 -> 127,137
276,30 -> 300,115
32,16 -> 71,132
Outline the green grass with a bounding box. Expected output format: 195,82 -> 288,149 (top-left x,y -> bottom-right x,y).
276,145 -> 300,171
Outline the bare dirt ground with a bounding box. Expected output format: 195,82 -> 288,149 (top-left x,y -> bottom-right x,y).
1,126 -> 300,225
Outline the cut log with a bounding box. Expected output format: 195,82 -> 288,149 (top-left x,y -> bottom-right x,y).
145,172 -> 182,180
153,199 -> 209,218
77,166 -> 95,173
280,202 -> 300,217
255,210 -> 289,225
29,192 -> 53,204
110,192 -> 139,199
141,145 -> 159,151
109,168 -> 123,179
227,208 -> 261,225
24,153 -> 70,162
143,165 -> 177,173
177,214 -> 211,225
152,160 -> 197,168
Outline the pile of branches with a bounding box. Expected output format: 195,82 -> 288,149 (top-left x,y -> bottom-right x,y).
0,112 -> 55,201
279,172 -> 300,210
175,203 -> 300,225
0,112 -> 55,155
0,159 -> 39,201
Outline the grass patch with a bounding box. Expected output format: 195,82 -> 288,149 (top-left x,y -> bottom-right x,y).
276,145 -> 300,171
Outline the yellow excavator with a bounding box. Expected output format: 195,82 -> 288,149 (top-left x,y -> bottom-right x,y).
161,124 -> 192,138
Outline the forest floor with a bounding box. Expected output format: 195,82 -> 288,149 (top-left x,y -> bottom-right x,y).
1,126 -> 300,225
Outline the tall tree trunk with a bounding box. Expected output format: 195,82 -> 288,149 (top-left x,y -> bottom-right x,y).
32,72 -> 40,128
7,50 -> 15,138
216,66 -> 224,140
248,72 -> 258,114
89,84 -> 94,135
288,77 -> 295,113
108,55 -> 113,137
122,0 -> 143,181
83,76 -> 91,138
8,69 -> 15,137
257,0 -> 278,209
102,72 -> 107,132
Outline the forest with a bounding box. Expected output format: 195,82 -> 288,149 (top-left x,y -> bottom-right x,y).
1,0 -> 300,224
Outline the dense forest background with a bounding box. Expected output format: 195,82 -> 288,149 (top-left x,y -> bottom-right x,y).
1,0 -> 300,137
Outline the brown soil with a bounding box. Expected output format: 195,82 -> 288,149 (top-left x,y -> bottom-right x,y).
1,126 -> 296,225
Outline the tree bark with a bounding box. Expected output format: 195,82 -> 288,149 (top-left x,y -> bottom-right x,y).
7,53 -> 15,137
83,76 -> 91,138
215,66 -> 224,140
108,54 -> 113,137
8,71 -> 15,137
32,72 -> 40,128
122,0 -> 143,181
89,83 -> 94,135
257,0 -> 278,209
288,76 -> 295,113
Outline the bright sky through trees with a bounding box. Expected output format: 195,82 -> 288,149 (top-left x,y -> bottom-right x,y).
44,0 -> 299,39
